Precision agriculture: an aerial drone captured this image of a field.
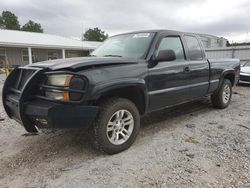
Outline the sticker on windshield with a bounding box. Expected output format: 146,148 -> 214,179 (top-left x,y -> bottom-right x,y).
132,33 -> 150,38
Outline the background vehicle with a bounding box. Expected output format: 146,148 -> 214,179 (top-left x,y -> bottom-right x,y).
2,30 -> 240,154
239,61 -> 250,84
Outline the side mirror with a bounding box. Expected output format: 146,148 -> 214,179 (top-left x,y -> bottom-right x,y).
155,49 -> 176,62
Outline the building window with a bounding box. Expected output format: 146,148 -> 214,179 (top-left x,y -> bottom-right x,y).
0,48 -> 6,60
66,51 -> 80,58
22,49 -> 34,63
48,51 -> 58,60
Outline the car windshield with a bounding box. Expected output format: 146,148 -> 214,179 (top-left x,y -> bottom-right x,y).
244,61 -> 250,67
91,33 -> 155,59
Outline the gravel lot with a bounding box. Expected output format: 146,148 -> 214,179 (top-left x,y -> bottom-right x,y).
0,74 -> 250,188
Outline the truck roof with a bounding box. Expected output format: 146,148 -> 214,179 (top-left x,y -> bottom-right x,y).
113,29 -> 198,37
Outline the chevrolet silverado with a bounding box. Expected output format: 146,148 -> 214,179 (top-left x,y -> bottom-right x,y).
3,30 -> 240,154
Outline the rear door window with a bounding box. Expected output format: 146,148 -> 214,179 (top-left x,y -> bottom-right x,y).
184,35 -> 203,60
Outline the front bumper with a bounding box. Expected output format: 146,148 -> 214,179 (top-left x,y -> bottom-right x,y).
6,98 -> 98,129
239,73 -> 250,84
25,100 -> 98,129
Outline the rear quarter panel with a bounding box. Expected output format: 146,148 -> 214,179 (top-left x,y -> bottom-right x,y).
208,58 -> 240,93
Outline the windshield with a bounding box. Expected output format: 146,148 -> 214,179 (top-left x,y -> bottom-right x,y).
244,61 -> 250,67
91,32 -> 155,59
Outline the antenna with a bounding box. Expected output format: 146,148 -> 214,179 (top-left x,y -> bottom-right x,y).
81,22 -> 84,41
245,31 -> 249,42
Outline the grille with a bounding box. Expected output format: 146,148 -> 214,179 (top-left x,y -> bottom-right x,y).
14,68 -> 36,91
4,67 -> 39,121
240,75 -> 250,82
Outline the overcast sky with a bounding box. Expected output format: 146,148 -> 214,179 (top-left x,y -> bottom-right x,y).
0,0 -> 250,42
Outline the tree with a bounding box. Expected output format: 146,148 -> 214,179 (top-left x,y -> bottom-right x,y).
0,11 -> 20,30
21,20 -> 43,33
83,27 -> 108,42
0,17 -> 4,29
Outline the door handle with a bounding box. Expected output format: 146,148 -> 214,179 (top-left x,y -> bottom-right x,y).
183,66 -> 190,72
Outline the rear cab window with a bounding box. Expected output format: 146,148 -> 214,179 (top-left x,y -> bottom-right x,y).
184,35 -> 204,60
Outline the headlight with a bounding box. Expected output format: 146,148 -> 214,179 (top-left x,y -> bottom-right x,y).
44,74 -> 86,102
45,91 -> 65,101
46,74 -> 73,87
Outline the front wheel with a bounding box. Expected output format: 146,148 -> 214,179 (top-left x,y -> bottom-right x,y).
90,98 -> 140,154
211,79 -> 232,109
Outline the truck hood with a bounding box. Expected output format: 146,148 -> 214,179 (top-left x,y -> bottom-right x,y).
27,57 -> 139,71
241,66 -> 250,74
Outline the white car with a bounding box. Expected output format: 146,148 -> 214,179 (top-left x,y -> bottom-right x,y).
240,61 -> 250,84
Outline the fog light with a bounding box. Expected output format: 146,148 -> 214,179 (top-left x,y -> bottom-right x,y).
35,118 -> 48,126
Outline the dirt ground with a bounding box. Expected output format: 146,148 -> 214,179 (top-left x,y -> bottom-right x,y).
0,74 -> 250,188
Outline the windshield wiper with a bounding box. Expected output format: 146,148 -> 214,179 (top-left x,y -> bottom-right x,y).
103,55 -> 123,57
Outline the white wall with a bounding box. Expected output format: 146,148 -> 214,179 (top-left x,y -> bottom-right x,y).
206,46 -> 250,61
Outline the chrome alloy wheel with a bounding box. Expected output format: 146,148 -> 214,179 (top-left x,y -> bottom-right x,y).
106,109 -> 134,145
222,84 -> 231,104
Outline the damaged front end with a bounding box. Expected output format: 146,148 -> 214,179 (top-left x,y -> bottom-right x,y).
2,66 -> 98,132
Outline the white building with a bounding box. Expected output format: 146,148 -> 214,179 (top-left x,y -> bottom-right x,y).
198,33 -> 228,48
0,29 -> 102,67
206,45 -> 250,64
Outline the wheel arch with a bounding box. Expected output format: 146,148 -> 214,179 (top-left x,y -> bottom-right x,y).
90,82 -> 148,115
222,69 -> 235,86
213,69 -> 235,95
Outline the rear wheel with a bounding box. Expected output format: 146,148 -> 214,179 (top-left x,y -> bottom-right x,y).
211,79 -> 232,109
90,97 -> 140,154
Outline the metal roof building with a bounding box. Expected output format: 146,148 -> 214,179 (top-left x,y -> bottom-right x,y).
206,46 -> 250,64
0,29 -> 102,66
198,33 -> 228,48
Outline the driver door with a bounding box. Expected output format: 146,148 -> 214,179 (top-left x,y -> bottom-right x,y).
147,35 -> 191,112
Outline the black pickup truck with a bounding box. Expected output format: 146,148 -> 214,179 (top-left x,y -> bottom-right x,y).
3,30 -> 240,154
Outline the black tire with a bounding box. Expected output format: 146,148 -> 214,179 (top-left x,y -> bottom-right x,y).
24,125 -> 38,133
90,97 -> 140,154
211,79 -> 232,109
